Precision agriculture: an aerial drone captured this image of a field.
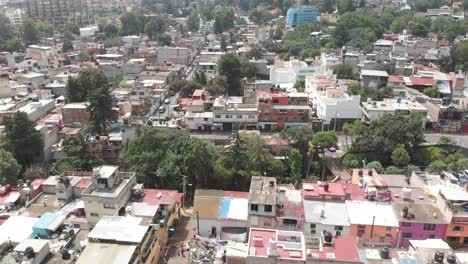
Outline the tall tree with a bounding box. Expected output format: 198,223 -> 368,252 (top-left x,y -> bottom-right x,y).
120,12 -> 140,35
187,10 -> 200,32
0,149 -> 21,184
144,16 -> 166,39
218,53 -> 242,95
87,87 -> 117,134
22,18 -> 40,46
391,145 -> 411,167
4,112 -> 44,167
56,134 -> 103,172
66,69 -> 109,102
0,14 -> 15,44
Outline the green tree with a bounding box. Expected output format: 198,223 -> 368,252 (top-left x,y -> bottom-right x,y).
158,34 -> 172,46
213,8 -> 234,34
321,0 -> 335,13
367,161 -> 383,173
0,14 -> 14,44
3,112 -> 44,167
62,40 -> 74,52
206,76 -> 227,96
0,149 -> 21,184
337,0 -> 355,14
187,10 -> 200,32
352,113 -> 424,158
391,145 -> 411,167
384,165 -> 404,174
438,136 -> 453,145
57,134 -> 103,172
22,18 -> 40,45
2,38 -> 25,52
452,41 -> 468,72
61,22 -> 80,35
104,24 -> 119,37
218,53 -> 242,95
194,71 -> 207,85
35,20 -> 54,37
312,131 -> 337,149
241,61 -> 257,78
423,87 -> 439,98
66,69 -> 109,102
120,12 -> 141,35
390,17 -> 406,33
334,64 -> 354,79
289,148 -> 303,179
144,16 -> 166,39
427,160 -> 448,173
87,87 -> 117,134
347,83 -> 363,95
170,80 -> 202,97
288,127 -> 313,176
97,17 -> 108,32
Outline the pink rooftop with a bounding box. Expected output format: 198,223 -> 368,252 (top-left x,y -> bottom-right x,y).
248,228 -> 305,261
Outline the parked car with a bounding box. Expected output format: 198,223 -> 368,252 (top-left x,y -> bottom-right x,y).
328,147 -> 337,152
164,99 -> 171,104
158,106 -> 166,113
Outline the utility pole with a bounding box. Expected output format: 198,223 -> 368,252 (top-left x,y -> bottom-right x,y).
370,216 -> 376,240
181,175 -> 188,209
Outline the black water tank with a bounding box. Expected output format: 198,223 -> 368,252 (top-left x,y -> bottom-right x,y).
62,250 -> 71,260
324,182 -> 329,192
368,169 -> 373,176
447,255 -> 457,264
324,232 -> 333,243
24,246 -> 34,259
434,251 -> 444,263
380,247 -> 390,259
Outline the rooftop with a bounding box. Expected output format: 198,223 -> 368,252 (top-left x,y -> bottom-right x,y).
308,236 -> 361,263
346,201 -> 399,227
88,216 -> 148,244
219,197 -> 248,222
76,242 -> 137,264
303,200 -> 349,226
248,176 -> 277,205
0,216 -> 38,244
302,182 -> 346,199
248,228 -> 305,261
393,203 -> 446,223
361,69 -> 389,77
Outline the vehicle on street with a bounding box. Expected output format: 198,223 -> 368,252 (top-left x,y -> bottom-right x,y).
158,106 -> 166,113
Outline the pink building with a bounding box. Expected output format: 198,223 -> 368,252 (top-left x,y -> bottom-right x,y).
61,102 -> 89,127
247,228 -> 306,264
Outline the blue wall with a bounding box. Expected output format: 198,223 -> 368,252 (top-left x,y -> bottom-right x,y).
286,8 -> 319,28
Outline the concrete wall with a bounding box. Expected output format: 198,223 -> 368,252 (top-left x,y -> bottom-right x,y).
304,222 -> 350,237
192,218 -> 220,238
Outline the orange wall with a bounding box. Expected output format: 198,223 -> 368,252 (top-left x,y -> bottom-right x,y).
350,224 -> 398,245
445,223 -> 468,244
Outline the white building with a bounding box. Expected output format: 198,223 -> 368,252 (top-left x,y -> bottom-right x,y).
79,25 -> 99,37
303,200 -> 350,237
361,98 -> 428,124
20,72 -> 47,89
269,58 -> 316,87
306,75 -> 361,129
213,97 -> 258,131
18,99 -> 55,121
5,8 -> 25,25
156,47 -> 192,65
122,35 -> 142,49
26,45 -> 53,67
81,166 -> 137,226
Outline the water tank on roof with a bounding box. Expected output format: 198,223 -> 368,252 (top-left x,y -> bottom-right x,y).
25,246 -> 34,259
434,251 -> 444,263
447,255 -> 457,264
380,247 -> 390,259
402,187 -> 411,200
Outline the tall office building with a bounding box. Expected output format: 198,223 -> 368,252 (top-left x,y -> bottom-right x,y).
286,8 -> 319,28
19,0 -> 95,25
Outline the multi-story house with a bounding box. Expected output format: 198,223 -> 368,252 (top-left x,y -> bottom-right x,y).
436,184 -> 468,247
213,97 -> 258,131
248,176 -> 277,229
304,200 -> 350,238
22,0 -> 95,25
346,201 -> 399,246
269,57 -> 316,86
361,98 -> 428,125
257,90 -> 310,131
156,47 -> 192,65
61,102 -> 89,127
81,166 -> 137,226
360,69 -> 389,88
276,185 -> 304,231
393,204 -> 448,247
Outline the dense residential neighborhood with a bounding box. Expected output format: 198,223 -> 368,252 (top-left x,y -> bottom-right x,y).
0,0 -> 467,263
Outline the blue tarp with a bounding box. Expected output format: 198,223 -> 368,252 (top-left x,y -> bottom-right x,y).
219,198 -> 231,219
32,212 -> 59,236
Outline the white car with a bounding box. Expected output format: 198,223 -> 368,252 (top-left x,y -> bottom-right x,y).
164,99 -> 171,104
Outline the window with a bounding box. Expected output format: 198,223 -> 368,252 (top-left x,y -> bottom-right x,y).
280,109 -> 288,114
215,115 -> 221,118
204,118 -> 209,121
264,205 -> 273,212
310,229 -> 316,234
103,203 -> 114,209
298,109 -> 305,114
334,226 -> 344,231
273,99 -> 279,103
386,227 -> 392,231
248,115 -> 255,119
283,219 -> 297,225
358,225 -> 366,230
429,235 -> 435,238
310,223 -> 316,228
385,234 -> 393,239
225,115 -> 231,119
237,115 -> 242,119
187,117 -> 194,121
402,222 -> 411,227
250,204 -> 258,211
424,224 -> 436,231
402,233 -> 412,239
453,226 -> 464,231
90,213 -> 99,217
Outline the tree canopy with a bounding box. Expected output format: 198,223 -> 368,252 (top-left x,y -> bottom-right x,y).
3,112 -> 44,167
218,53 -> 242,96
66,69 -> 109,102
0,149 -> 21,184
